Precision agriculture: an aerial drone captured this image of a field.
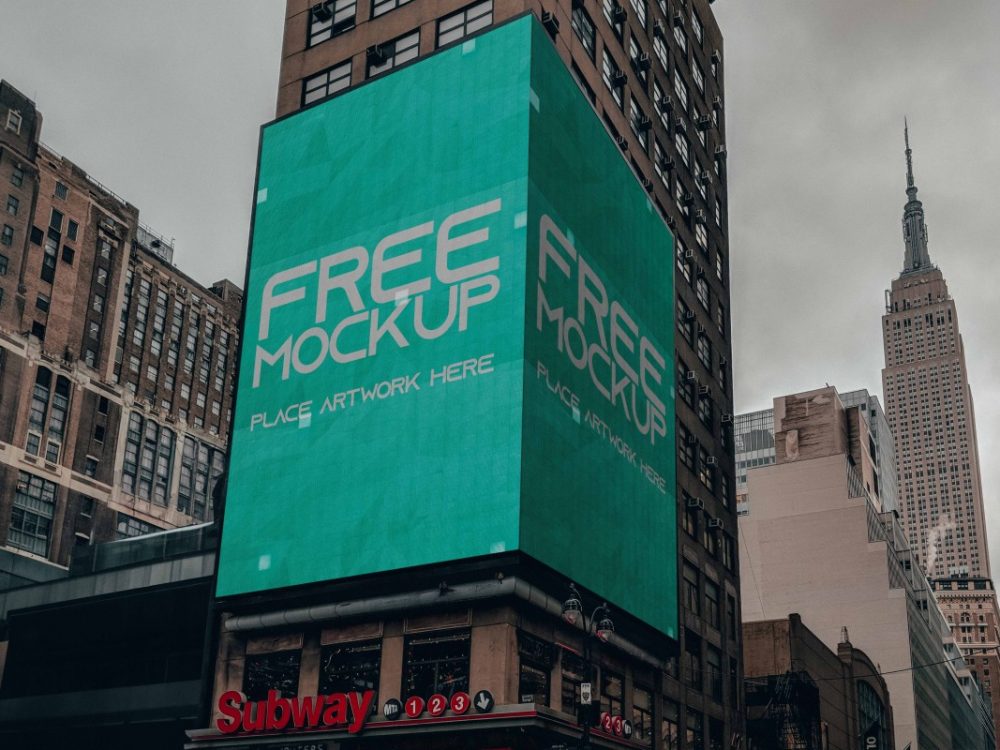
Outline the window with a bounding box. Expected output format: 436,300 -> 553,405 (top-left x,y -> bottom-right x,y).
518,631 -> 553,706
601,670 -> 623,717
696,275 -> 710,308
629,35 -> 648,88
320,640 -> 381,712
691,9 -> 704,44
679,422 -> 696,470
683,561 -> 700,615
54,182 -> 68,200
79,496 -> 95,518
31,321 -> 46,340
686,708 -> 704,750
67,219 -> 78,241
673,23 -> 687,55
244,650 -> 301,701
673,69 -> 689,112
632,685 -> 653,746
603,0 -> 624,40
662,700 -> 680,750
121,412 -> 175,506
62,245 -> 74,264
0,253 -> 8,275
601,50 -> 624,109
6,195 -> 19,215
372,0 -> 413,18
706,647 -> 722,701
727,594 -> 738,639
96,267 -> 108,286
630,0 -> 646,28
695,221 -> 708,251
674,130 -> 690,167
9,472 -> 56,556
692,60 -> 706,94
303,60 -> 352,105
560,648 -> 589,713
437,1 -> 492,48
699,446 -> 715,490
630,97 -> 649,150
705,579 -> 720,629
308,0 -> 356,47
5,109 -> 22,134
698,392 -> 713,427
684,632 -> 703,692
10,166 -> 24,187
368,30 -> 420,77
93,293 -> 104,313
403,631 -> 470,698
1,224 -> 11,246
677,358 -> 694,405
653,35 -> 668,72
178,437 -> 224,520
571,5 -> 596,60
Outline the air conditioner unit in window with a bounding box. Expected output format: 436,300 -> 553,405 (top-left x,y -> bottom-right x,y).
698,384 -> 710,395
665,215 -> 677,229
612,70 -> 628,86
714,144 -> 728,159
686,370 -> 697,381
674,117 -> 687,132
696,323 -> 706,334
712,95 -> 723,110
721,414 -> 733,425
706,456 -> 718,467
684,309 -> 696,320
686,497 -> 705,510
711,49 -> 722,64
367,44 -> 388,65
696,114 -> 711,130
653,19 -> 667,37
681,192 -> 695,206
672,11 -> 684,27
614,134 -> 628,150
658,95 -> 674,112
612,3 -> 627,23
708,518 -> 725,530
719,355 -> 728,365
541,11 -> 560,35
684,249 -> 695,260
637,114 -> 652,131
659,155 -> 675,171
694,209 -> 708,224
641,177 -> 653,191
697,170 -> 711,184
311,1 -> 333,21
637,52 -> 652,71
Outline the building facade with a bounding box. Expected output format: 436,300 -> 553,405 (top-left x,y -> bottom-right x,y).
743,614 -> 894,750
880,125 -> 1000,738
192,1 -> 740,749
738,386 -> 995,749
0,80 -> 241,580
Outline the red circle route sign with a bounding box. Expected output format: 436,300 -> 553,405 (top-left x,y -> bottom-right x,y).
427,694 -> 448,717
450,692 -> 471,714
404,695 -> 425,718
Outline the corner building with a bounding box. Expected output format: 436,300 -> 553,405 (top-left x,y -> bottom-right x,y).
194,2 -> 739,749
0,80 -> 242,585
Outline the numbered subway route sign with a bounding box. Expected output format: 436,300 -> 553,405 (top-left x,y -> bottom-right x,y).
387,690 -> 488,721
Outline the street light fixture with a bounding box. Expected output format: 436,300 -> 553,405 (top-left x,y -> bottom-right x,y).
561,583 -> 616,747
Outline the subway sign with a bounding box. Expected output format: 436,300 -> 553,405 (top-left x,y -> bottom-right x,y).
217,16 -> 677,637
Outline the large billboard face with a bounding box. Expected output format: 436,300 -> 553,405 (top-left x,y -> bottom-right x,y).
217,18 -> 676,637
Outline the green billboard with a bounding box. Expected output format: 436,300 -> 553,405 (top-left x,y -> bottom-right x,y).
217,16 -> 677,636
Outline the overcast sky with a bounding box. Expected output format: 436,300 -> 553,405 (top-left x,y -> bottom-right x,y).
2,1 -> 999,570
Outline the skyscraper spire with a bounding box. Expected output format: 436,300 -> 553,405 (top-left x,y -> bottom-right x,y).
901,119 -> 932,273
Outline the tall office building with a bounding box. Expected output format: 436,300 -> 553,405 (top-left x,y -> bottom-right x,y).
881,125 -> 1000,743
0,80 -> 241,585
192,2 -> 739,749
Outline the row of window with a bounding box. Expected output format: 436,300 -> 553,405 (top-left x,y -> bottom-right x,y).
303,1 -> 493,106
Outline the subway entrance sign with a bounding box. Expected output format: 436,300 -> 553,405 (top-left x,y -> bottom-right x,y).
217,16 -> 677,637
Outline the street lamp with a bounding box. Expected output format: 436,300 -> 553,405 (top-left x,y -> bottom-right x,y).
561,583 -> 616,747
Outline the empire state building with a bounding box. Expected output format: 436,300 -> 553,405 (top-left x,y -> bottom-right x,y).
881,124 -> 1000,730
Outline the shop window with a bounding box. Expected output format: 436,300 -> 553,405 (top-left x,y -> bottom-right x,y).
403,630 -> 470,698
601,669 -> 623,716
632,685 -> 653,746
320,640 -> 381,714
662,698 -> 680,749
560,647 -> 589,714
518,630 -> 553,706
244,650 -> 301,701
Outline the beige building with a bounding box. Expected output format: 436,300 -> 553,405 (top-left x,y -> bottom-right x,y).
0,80 -> 241,582
880,126 -> 1000,739
739,386 -> 994,749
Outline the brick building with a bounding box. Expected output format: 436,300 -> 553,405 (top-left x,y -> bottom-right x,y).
193,1 -> 740,749
0,79 -> 242,581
